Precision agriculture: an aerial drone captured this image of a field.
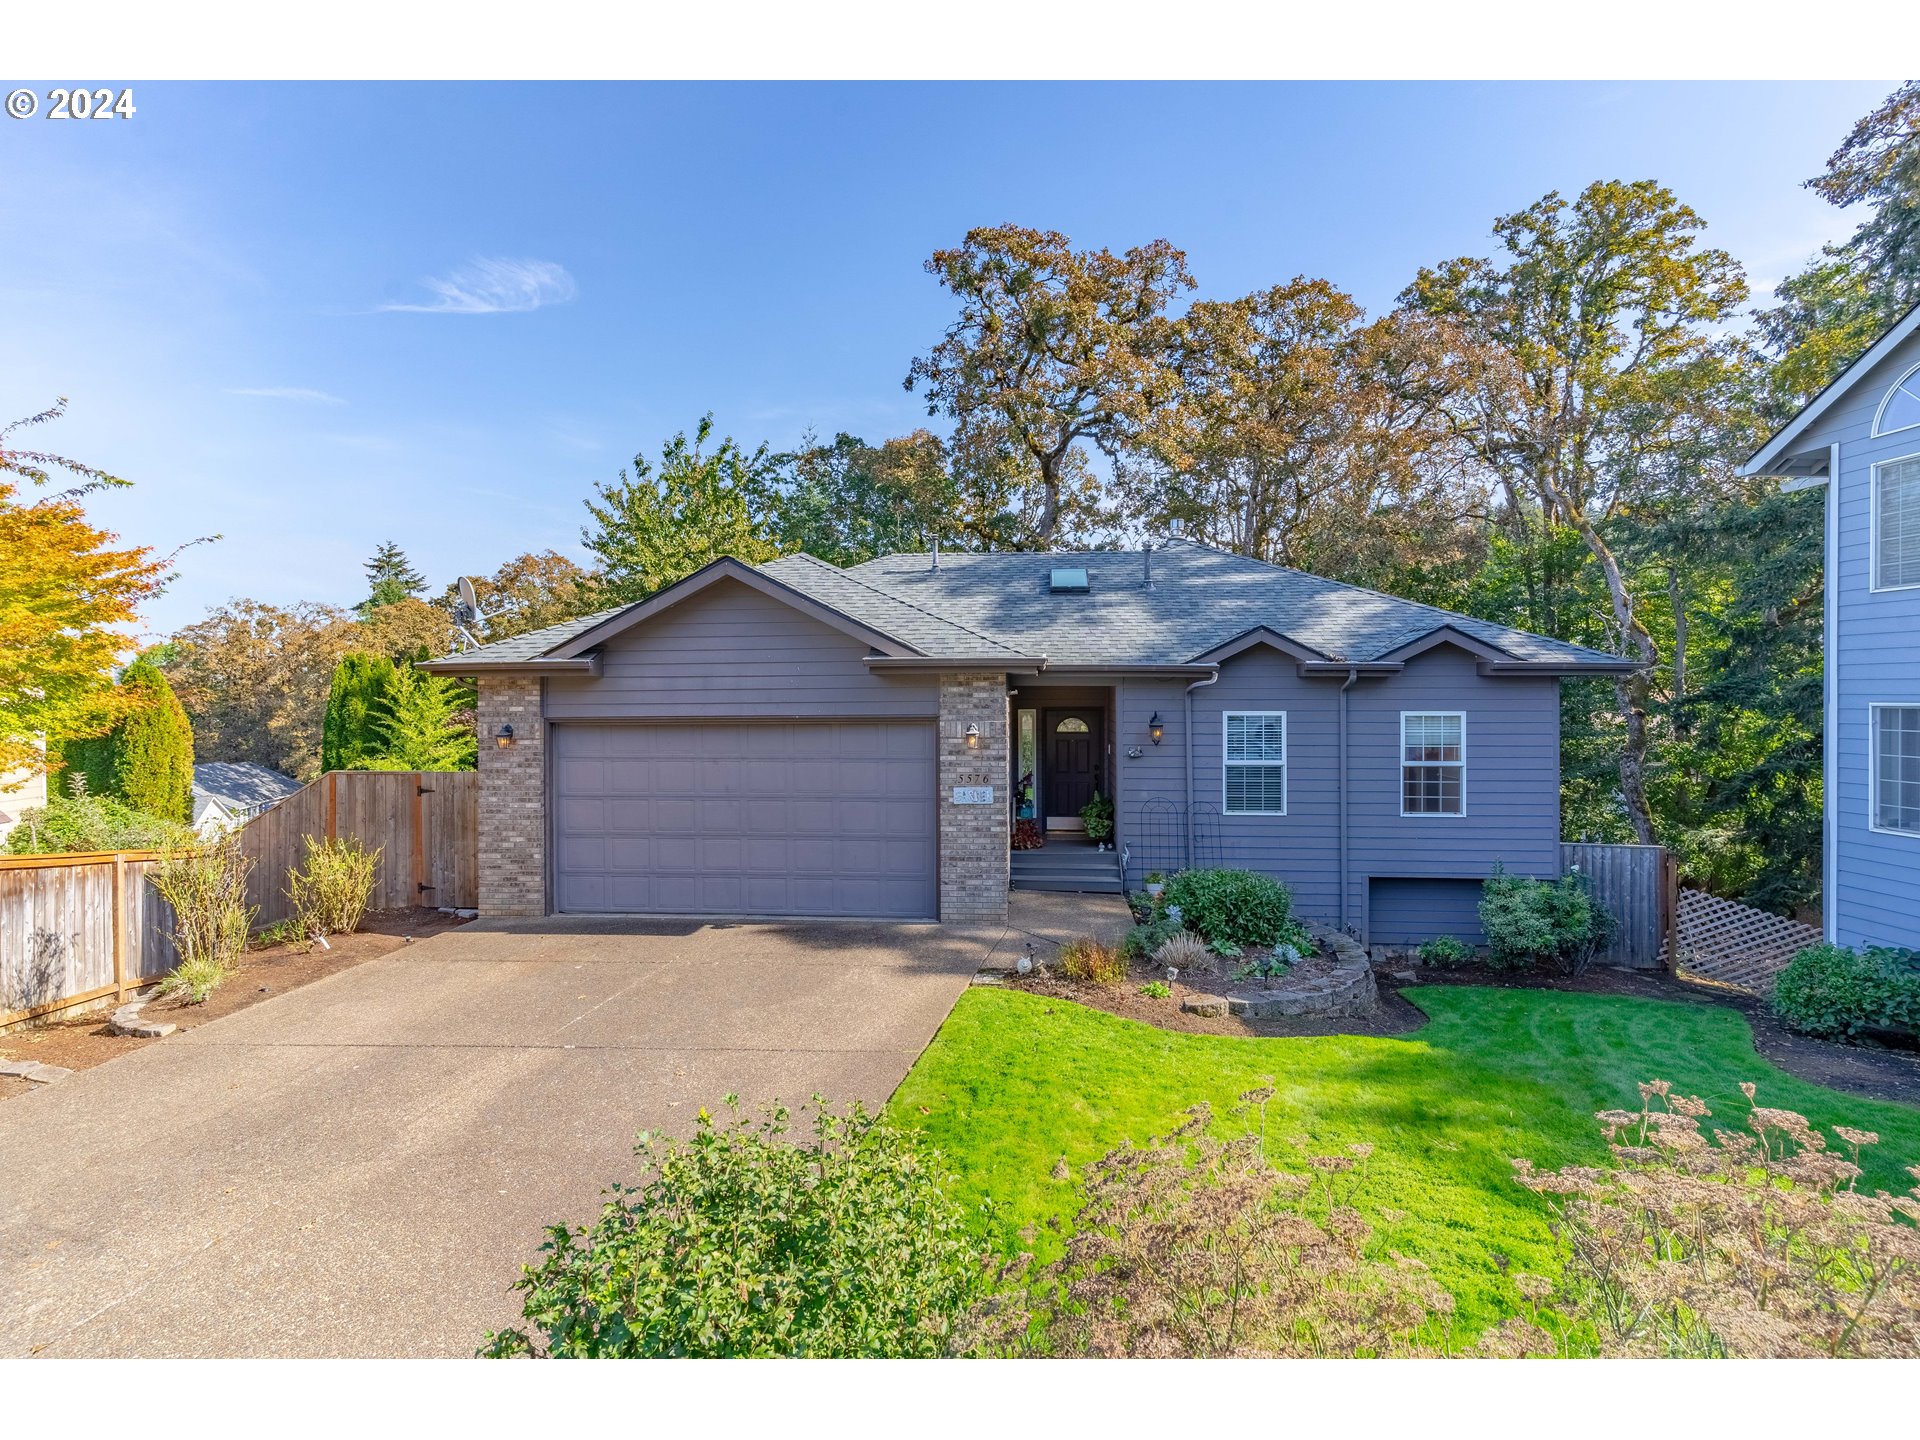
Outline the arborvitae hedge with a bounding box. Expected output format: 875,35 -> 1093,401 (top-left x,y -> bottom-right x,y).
322,652 -> 399,772
59,658 -> 195,822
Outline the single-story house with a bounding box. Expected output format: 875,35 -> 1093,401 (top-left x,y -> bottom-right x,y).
421,541 -> 1631,938
1740,299 -> 1920,950
192,761 -> 303,833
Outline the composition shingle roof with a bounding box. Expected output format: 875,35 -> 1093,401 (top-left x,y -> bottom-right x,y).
428,542 -> 1625,671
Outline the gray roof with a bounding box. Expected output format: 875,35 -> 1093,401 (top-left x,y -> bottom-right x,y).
425,542 -> 1624,672
192,762 -> 302,810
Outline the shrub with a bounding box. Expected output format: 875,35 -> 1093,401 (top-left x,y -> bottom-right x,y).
1477,867 -> 1609,969
1771,942 -> 1920,1040
1514,1080 -> 1920,1357
1161,868 -> 1302,951
287,835 -> 381,937
482,1096 -> 984,1357
1058,937 -> 1126,985
1418,935 -> 1474,967
966,1104 -> 1451,1357
1121,917 -> 1181,961
322,652 -> 400,772
150,836 -> 254,1004
59,657 -> 196,823
1079,790 -> 1114,843
4,786 -> 196,855
1153,930 -> 1214,975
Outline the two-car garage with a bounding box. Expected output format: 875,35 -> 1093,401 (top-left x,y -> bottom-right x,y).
549,720 -> 939,919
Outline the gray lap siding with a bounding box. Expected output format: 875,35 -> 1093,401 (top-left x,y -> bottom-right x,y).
1117,645 -> 1561,939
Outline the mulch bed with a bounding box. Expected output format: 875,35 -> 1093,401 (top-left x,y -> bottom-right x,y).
0,908 -> 469,1100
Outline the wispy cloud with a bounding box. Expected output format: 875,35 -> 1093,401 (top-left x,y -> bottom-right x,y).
379,257 -> 577,315
227,386 -> 347,405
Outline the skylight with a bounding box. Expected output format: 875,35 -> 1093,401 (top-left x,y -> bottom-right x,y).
1049,567 -> 1089,594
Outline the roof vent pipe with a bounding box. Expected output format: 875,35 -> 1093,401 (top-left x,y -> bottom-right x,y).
930,536 -> 940,572
1143,542 -> 1153,590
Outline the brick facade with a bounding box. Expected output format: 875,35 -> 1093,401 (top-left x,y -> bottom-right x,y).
938,673 -> 1010,923
477,675 -> 546,917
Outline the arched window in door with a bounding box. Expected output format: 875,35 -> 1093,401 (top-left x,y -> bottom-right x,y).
1055,717 -> 1089,733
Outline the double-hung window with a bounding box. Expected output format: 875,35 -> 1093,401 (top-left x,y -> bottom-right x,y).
1874,455 -> 1920,591
1873,705 -> 1920,836
1223,712 -> 1287,814
1401,712 -> 1465,816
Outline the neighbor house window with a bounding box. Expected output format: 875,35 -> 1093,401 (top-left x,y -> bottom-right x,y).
1401,712 -> 1465,816
1873,705 -> 1920,835
1875,363 -> 1920,436
1875,456 -> 1920,590
1223,712 -> 1286,814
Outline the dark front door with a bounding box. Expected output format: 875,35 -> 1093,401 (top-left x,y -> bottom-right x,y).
1043,709 -> 1103,823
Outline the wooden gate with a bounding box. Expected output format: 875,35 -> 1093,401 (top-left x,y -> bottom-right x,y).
1561,842 -> 1676,970
237,770 -> 478,926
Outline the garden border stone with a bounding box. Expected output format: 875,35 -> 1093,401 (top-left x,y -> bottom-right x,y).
1221,924 -> 1379,1020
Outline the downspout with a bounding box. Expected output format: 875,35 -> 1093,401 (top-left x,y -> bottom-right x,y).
1338,666 -> 1358,935
1824,441 -> 1839,943
1183,669 -> 1220,869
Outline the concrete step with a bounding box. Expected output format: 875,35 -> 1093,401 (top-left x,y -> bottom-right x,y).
1011,873 -> 1126,894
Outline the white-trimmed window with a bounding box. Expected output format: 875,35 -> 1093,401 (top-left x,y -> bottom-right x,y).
1873,704 -> 1920,836
1874,362 -> 1920,436
1401,712 -> 1465,816
1223,712 -> 1286,814
1875,455 -> 1920,590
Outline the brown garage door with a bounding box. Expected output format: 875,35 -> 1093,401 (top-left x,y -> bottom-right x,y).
551,721 -> 938,918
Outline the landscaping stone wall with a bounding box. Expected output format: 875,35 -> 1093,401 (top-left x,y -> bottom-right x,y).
938,673 -> 1009,924
477,676 -> 546,918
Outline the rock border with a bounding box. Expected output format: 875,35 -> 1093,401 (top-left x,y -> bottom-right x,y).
107,993 -> 175,1040
1182,924 -> 1379,1020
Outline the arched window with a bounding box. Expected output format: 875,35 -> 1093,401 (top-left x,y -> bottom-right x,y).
1055,717 -> 1089,734
1875,362 -> 1920,436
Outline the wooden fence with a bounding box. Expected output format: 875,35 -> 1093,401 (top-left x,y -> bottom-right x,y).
237,770 -> 479,926
1561,841 -> 1676,970
0,852 -> 179,1030
1669,888 -> 1822,996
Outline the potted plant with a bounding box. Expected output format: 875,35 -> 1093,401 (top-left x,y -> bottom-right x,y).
1144,871 -> 1166,900
1080,790 -> 1115,847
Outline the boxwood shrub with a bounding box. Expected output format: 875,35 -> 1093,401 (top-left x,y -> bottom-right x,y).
1771,942 -> 1920,1040
1161,868 -> 1303,951
1477,867 -> 1610,970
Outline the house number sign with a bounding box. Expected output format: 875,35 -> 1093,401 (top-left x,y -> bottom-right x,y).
951,785 -> 995,805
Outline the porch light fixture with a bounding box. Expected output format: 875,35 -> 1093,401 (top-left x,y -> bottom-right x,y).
964,722 -> 981,748
1148,712 -> 1164,744
494,723 -> 515,749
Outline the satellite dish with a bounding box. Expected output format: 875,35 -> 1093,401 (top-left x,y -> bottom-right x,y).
453,576 -> 486,651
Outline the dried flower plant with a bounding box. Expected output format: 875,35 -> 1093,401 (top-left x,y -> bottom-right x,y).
1514,1080 -> 1920,1357
967,1105 -> 1455,1357
1058,937 -> 1126,986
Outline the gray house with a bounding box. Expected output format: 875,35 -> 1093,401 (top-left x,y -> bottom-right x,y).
1741,301 -> 1920,951
422,541 -> 1629,937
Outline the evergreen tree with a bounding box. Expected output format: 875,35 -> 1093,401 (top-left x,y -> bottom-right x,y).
358,541 -> 427,614
321,652 -> 399,772
59,658 -> 194,822
370,665 -> 476,771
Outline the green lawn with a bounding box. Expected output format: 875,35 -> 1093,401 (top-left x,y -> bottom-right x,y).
890,985 -> 1920,1332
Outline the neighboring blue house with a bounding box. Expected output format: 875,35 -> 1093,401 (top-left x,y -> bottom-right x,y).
426,542 -> 1629,939
1741,301 -> 1920,951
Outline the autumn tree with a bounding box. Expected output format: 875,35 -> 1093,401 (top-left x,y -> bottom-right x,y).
0,400 -> 176,791
582,415 -> 782,602
1405,180 -> 1750,844
164,600 -> 350,781
1123,280 -> 1488,597
906,225 -> 1193,544
434,550 -> 599,644
358,540 -> 428,613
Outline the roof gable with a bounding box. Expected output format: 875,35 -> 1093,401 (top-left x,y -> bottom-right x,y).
1742,299 -> 1920,476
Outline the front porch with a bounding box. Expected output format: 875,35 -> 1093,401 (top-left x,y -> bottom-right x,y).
1008,681 -> 1126,895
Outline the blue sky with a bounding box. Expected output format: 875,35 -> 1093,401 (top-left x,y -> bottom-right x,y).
0,80 -> 1896,639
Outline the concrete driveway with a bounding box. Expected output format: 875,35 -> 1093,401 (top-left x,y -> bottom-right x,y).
0,910 -> 1071,1358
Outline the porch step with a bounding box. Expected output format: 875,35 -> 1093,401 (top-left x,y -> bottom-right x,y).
1010,846 -> 1125,894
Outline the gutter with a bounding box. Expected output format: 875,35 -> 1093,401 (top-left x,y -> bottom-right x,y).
414,656 -> 602,677
1182,668 -> 1220,868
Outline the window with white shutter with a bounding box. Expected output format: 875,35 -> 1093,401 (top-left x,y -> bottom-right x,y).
1223,712 -> 1287,814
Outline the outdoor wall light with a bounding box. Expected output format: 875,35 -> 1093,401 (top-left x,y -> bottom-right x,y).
494,723 -> 515,748
964,722 -> 981,748
1148,712 -> 1164,744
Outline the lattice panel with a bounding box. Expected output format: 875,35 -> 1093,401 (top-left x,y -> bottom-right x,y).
1668,887 -> 1820,996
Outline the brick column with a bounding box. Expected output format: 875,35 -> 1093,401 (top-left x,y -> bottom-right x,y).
476,676 -> 546,917
938,673 -> 1009,924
